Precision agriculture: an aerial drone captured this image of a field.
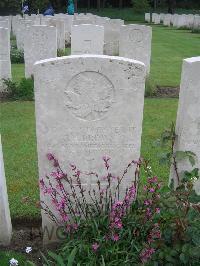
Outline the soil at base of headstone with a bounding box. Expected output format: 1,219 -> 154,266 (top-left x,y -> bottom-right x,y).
0,218 -> 59,266
154,86 -> 180,98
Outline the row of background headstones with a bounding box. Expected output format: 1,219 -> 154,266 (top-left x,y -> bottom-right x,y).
0,13 -> 152,84
145,12 -> 200,29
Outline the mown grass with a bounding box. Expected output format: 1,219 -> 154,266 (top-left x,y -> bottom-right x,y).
0,99 -> 178,218
0,251 -> 26,266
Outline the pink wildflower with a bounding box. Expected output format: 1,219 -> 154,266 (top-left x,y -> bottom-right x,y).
61,214 -> 69,222
143,185 -> 148,191
112,234 -> 120,242
92,243 -> 100,252
47,153 -> 54,161
72,223 -> 78,230
149,187 -> 155,193
140,247 -> 155,263
144,199 -> 152,206
155,208 -> 160,214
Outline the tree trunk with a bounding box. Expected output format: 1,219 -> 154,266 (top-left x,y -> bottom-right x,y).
87,0 -> 90,10
74,0 -> 78,13
154,0 -> 157,11
97,0 -> 100,11
167,0 -> 176,14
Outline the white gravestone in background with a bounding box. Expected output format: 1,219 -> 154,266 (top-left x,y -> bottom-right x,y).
48,19 -> 65,50
154,14 -> 160,24
24,25 -> 57,78
193,15 -> 200,31
119,24 -> 152,74
170,57 -> 200,194
0,20 -> 9,30
34,55 -> 146,243
0,27 -> 11,92
145,13 -> 150,23
104,19 -> 124,56
71,24 -> 104,55
0,135 -> 12,246
163,14 -> 172,26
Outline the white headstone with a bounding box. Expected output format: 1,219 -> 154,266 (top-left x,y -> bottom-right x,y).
160,13 -> 165,22
163,14 -> 172,26
24,25 -> 57,78
119,24 -> 152,74
0,135 -> 12,246
71,24 -> 104,55
0,27 -> 11,92
186,14 -> 195,29
152,13 -> 156,23
145,13 -> 150,23
104,19 -> 124,56
34,54 -> 146,243
48,19 -> 65,50
154,14 -> 160,24
0,20 -> 9,29
193,15 -> 200,31
170,57 -> 200,194
16,19 -> 33,50
73,18 -> 93,25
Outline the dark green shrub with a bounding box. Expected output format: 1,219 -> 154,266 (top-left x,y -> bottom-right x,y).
11,48 -> 24,64
3,78 -> 34,101
145,77 -> 157,97
57,48 -> 71,57
132,0 -> 150,12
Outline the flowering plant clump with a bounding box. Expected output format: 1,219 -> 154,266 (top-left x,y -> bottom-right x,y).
40,154 -> 163,264
40,154 -> 140,234
40,151 -> 200,265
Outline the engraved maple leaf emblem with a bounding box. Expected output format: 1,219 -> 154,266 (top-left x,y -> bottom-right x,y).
65,72 -> 114,121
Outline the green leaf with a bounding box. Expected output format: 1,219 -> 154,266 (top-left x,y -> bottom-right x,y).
179,253 -> 189,264
25,261 -> 37,266
48,251 -> 65,266
40,251 -> 52,266
67,247 -> 77,266
101,255 -> 106,266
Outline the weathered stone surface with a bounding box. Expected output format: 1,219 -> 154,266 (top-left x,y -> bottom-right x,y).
154,14 -> 160,24
0,135 -> 12,246
73,18 -> 93,25
0,20 -> 9,29
34,55 -> 146,243
48,19 -> 65,50
63,15 -> 74,45
104,19 -> 124,56
71,24 -> 104,55
152,13 -> 156,23
163,14 -> 172,26
193,15 -> 200,30
24,25 -> 57,78
160,13 -> 165,22
16,19 -> 33,50
170,57 -> 200,194
0,27 -> 11,92
145,13 -> 150,23
119,24 -> 152,74
94,16 -> 110,26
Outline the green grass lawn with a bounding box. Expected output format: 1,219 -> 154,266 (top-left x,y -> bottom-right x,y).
0,251 -> 26,266
11,25 -> 200,88
0,99 -> 178,218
